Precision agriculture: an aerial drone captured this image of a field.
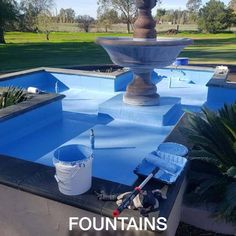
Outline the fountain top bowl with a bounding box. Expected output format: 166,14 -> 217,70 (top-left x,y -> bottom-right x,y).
96,37 -> 193,69
96,37 -> 193,47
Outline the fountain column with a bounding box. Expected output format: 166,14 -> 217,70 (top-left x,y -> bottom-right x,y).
123,0 -> 160,106
124,69 -> 160,106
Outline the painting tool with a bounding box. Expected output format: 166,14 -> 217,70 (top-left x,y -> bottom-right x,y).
112,152 -> 183,217
113,142 -> 189,217
112,165 -> 160,217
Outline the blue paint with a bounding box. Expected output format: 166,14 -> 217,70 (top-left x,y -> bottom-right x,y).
0,72 -> 70,93
206,87 -> 236,110
0,100 -> 63,148
155,68 -> 213,86
0,67 -> 229,186
54,144 -> 92,163
98,94 -> 181,126
50,71 -> 132,93
173,58 -> 189,66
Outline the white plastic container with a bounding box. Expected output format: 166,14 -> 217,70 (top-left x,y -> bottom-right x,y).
53,144 -> 93,195
27,87 -> 40,94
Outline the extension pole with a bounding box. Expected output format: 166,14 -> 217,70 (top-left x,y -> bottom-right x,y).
112,167 -> 159,217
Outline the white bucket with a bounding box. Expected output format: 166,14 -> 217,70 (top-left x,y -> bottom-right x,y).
53,144 -> 93,195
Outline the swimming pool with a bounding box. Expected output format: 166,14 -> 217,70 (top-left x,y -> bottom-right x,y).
0,67 -> 215,186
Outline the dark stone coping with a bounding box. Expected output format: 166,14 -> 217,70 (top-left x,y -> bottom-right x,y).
206,67 -> 236,89
0,65 -> 215,82
192,63 -> 236,73
0,112 -> 189,223
207,79 -> 236,89
0,93 -> 65,122
0,67 -> 130,82
167,65 -> 215,72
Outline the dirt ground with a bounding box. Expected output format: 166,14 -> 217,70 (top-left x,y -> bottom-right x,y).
227,73 -> 236,82
176,222 -> 231,236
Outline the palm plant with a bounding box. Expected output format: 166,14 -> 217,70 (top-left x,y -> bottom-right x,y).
183,103 -> 236,223
0,87 -> 27,109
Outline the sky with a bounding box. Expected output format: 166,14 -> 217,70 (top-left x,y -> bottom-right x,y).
53,0 -> 231,18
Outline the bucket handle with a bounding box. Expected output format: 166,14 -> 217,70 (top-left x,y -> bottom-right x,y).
54,163 -> 87,185
69,158 -> 93,179
54,155 -> 93,184
54,175 -> 61,183
54,167 -> 82,185
54,174 -> 71,185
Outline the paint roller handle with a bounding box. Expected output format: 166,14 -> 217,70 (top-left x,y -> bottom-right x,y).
112,187 -> 141,217
112,167 -> 159,217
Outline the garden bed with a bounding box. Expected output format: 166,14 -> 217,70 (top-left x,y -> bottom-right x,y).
165,109 -> 236,235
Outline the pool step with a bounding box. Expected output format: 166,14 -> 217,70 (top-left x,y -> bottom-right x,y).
98,94 -> 181,126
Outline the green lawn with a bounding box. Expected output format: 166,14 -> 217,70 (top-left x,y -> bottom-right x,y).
0,31 -> 236,72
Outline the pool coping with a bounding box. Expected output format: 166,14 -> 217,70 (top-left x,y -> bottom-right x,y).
0,65 -> 216,82
0,93 -> 65,122
0,111 -> 189,225
0,67 -> 130,81
206,67 -> 236,89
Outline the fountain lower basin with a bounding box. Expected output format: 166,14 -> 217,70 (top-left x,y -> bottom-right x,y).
96,37 -> 192,106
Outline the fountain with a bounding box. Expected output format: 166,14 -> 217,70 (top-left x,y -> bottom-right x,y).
96,0 -> 192,106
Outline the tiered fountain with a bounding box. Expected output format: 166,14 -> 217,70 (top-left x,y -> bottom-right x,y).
96,0 -> 192,106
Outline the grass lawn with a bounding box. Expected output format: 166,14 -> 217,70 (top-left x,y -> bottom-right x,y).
0,31 -> 236,72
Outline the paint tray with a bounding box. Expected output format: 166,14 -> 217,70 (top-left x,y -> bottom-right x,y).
134,151 -> 188,184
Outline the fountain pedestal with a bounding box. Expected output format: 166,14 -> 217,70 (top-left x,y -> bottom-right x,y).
98,94 -> 181,126
123,70 -> 160,105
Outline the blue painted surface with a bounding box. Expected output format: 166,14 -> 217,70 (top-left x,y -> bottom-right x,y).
0,67 -> 227,186
206,87 -> 236,110
54,144 -> 92,163
98,94 -> 181,126
0,72 -> 64,92
0,101 -> 63,148
37,120 -> 171,184
173,58 -> 189,66
155,68 -> 213,86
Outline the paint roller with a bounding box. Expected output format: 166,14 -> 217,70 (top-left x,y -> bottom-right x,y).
112,153 -> 177,217
144,153 -> 179,174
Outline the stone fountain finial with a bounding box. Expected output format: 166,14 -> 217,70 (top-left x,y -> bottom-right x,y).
133,0 -> 157,39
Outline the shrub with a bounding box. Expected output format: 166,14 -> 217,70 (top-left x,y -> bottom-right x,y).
183,104 -> 236,223
0,87 -> 27,109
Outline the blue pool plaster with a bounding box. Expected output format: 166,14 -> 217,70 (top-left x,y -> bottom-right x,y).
99,94 -> 181,126
0,66 -> 227,186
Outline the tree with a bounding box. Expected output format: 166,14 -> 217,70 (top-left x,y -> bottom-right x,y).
37,10 -> 54,40
97,9 -> 119,32
77,15 -> 95,32
186,0 -> 202,22
0,0 -> 18,44
180,10 -> 189,24
198,0 -> 236,33
186,0 -> 202,12
20,0 -> 54,31
58,8 -> 76,23
156,8 -> 166,23
97,0 -> 136,33
229,0 -> 236,12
